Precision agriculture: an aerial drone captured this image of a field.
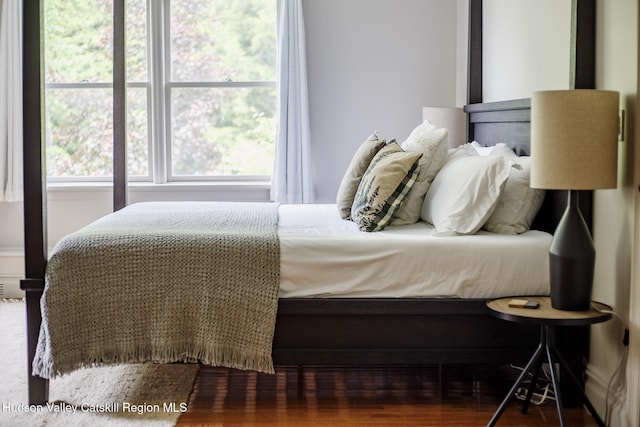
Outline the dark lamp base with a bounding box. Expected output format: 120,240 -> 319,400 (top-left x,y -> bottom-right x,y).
549,190 -> 595,311
549,253 -> 594,311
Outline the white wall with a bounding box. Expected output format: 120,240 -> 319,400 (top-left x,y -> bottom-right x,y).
590,1 -> 637,425
483,0 -> 572,101
0,203 -> 23,298
303,0 -> 459,202
456,0 -> 469,107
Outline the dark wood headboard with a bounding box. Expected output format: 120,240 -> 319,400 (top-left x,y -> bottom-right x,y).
463,99 -> 592,235
465,99 -> 531,154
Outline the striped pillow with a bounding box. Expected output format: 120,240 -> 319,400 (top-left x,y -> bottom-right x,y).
351,142 -> 422,232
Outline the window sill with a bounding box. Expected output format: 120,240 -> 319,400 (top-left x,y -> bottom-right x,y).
47,181 -> 271,202
47,180 -> 270,189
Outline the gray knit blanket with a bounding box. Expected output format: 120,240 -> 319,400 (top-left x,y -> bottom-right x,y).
33,202 -> 280,379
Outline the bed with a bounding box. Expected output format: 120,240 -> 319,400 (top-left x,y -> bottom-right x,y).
20,0 -> 596,406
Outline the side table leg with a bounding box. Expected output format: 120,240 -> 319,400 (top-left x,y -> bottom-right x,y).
545,337 -> 567,427
487,342 -> 544,427
521,353 -> 543,414
521,324 -> 547,415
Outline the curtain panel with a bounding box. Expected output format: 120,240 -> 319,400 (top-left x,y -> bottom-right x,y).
271,0 -> 314,204
0,0 -> 23,202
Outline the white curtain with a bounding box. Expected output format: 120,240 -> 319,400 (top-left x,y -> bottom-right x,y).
271,0 -> 314,204
0,0 -> 23,202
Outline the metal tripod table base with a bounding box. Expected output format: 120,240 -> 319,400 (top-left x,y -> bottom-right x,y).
487,325 -> 605,427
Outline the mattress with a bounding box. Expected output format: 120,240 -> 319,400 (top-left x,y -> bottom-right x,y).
278,204 -> 552,299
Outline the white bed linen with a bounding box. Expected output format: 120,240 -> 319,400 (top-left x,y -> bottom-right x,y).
278,204 -> 552,298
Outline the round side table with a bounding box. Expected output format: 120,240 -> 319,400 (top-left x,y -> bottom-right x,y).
486,296 -> 611,427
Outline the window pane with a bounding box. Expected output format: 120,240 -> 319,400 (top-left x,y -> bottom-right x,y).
170,0 -> 276,82
45,88 -> 149,178
46,88 -> 114,177
44,0 -> 113,83
45,0 -> 147,83
126,0 -> 149,82
171,87 -> 276,176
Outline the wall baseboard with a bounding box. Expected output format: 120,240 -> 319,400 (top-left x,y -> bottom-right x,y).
585,364 -> 608,416
586,362 -> 628,427
0,250 -> 25,299
0,278 -> 23,299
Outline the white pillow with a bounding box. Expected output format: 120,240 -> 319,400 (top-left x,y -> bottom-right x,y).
470,141 -> 494,156
421,154 -> 513,235
392,120 -> 449,225
447,142 -> 479,161
483,144 -> 545,234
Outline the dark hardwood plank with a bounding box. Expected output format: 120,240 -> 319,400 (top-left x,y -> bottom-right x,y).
177,365 -> 599,426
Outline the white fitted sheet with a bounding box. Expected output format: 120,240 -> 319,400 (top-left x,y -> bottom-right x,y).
278,204 -> 551,298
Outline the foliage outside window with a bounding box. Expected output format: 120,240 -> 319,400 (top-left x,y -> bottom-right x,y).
44,0 -> 276,181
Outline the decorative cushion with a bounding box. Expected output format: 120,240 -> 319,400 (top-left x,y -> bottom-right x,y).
483,144 -> 546,234
421,153 -> 513,235
351,142 -> 422,232
392,120 -> 449,225
336,132 -> 387,219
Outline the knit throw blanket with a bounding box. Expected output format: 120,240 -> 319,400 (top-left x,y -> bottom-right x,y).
33,202 -> 280,379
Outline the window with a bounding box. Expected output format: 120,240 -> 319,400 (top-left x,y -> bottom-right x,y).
44,0 -> 277,182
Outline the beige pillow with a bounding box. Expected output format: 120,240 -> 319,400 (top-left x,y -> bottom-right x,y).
336,133 -> 386,219
483,144 -> 546,234
392,120 -> 449,225
351,142 -> 422,232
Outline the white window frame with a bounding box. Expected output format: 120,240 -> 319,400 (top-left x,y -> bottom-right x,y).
153,0 -> 276,184
45,81 -> 153,183
46,0 -> 276,185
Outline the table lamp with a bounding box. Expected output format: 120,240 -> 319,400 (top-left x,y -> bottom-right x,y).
530,89 -> 619,311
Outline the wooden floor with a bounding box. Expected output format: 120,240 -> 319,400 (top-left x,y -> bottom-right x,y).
177,364 -> 599,426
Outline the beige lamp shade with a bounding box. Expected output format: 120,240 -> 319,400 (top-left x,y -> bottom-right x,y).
530,90 -> 619,190
422,107 -> 467,148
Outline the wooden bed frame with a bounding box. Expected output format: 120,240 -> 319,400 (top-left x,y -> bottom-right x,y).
20,0 -> 596,406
